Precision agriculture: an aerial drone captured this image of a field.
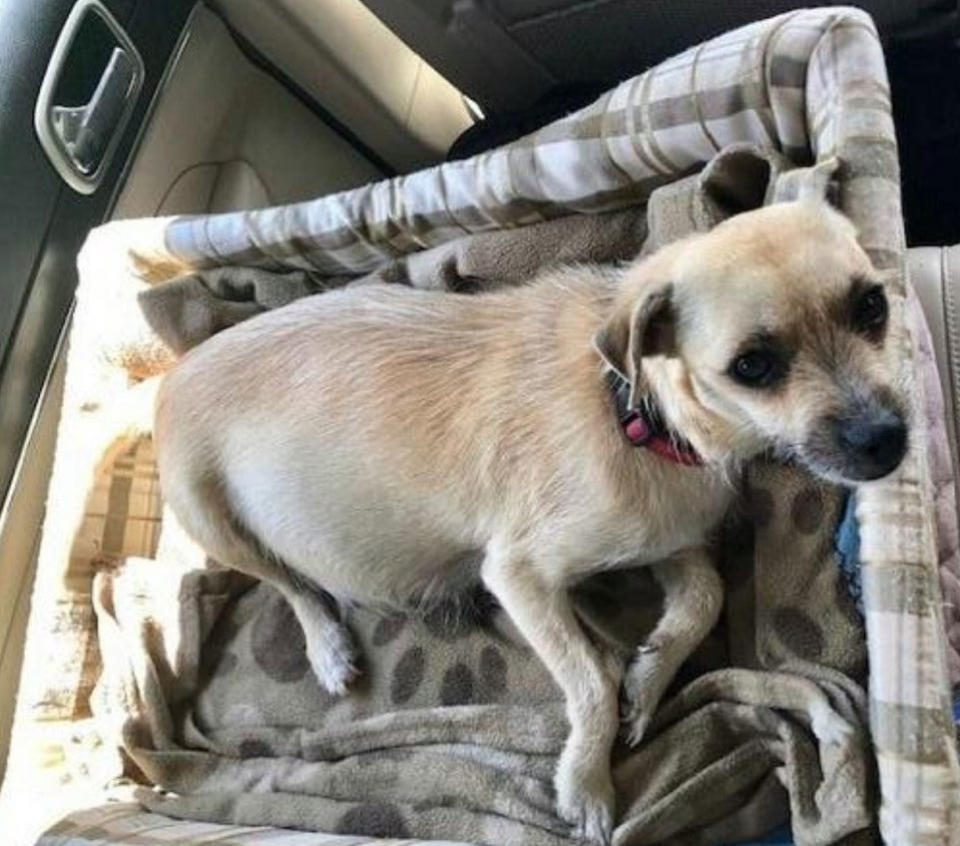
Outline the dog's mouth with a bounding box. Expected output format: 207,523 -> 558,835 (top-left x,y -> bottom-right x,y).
798,405 -> 909,483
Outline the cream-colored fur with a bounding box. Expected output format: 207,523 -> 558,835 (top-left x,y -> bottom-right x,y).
153,200 -> 905,843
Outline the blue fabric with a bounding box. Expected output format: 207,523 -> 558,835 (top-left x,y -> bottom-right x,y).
734,823 -> 794,844
834,492 -> 863,615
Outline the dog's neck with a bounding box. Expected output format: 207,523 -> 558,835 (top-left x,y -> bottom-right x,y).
605,369 -> 702,466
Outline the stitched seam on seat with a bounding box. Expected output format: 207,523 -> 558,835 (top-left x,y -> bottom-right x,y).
942,247 -> 960,534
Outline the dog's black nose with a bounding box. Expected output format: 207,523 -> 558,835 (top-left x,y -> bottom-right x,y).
837,409 -> 908,480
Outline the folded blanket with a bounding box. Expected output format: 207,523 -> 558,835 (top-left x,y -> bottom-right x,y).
137,207 -> 649,356
96,476 -> 871,846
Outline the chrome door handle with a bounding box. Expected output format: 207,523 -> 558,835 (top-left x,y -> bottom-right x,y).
35,0 -> 144,194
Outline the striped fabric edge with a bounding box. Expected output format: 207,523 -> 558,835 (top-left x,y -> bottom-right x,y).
38,802 -> 466,846
804,8 -> 960,844
114,8 -> 846,281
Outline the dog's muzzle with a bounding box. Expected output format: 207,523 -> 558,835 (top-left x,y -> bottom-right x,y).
833,408 -> 907,480
806,395 -> 908,482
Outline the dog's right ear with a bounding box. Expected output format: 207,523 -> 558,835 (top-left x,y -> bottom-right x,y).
593,310 -> 631,381
593,284 -> 675,407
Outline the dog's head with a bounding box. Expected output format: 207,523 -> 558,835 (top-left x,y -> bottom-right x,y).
595,200 -> 908,483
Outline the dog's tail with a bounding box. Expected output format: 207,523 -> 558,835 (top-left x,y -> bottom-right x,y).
35,375 -> 163,580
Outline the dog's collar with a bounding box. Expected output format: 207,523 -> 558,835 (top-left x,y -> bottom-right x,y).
605,370 -> 702,466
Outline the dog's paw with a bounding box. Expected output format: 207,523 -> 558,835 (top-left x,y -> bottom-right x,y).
305,628 -> 359,696
622,704 -> 653,748
555,758 -> 615,845
621,645 -> 666,747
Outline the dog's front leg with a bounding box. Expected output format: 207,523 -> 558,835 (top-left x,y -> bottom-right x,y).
622,547 -> 723,745
482,542 -> 619,845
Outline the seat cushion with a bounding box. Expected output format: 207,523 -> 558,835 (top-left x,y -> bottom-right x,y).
213,0 -> 475,173
907,246 -> 960,689
909,247 -> 960,478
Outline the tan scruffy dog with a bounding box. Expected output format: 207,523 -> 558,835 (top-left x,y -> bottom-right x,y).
153,199 -> 907,843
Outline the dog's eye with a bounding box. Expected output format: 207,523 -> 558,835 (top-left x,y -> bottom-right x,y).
853,285 -> 888,334
730,351 -> 776,386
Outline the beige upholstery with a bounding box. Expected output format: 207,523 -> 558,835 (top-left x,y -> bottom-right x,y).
0,352 -> 64,785
908,247 -> 960,487
907,246 -> 960,698
214,0 -> 475,174
361,0 -> 956,114
113,5 -> 385,220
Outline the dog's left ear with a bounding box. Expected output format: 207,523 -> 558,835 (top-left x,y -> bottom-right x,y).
594,284 -> 676,407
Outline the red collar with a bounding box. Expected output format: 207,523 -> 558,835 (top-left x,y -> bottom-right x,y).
606,371 -> 702,466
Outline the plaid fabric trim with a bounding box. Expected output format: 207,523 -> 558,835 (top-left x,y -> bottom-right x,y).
808,11 -> 960,838
134,10 -> 837,278
39,802 -> 459,846
0,432 -> 162,845
68,437 -> 162,720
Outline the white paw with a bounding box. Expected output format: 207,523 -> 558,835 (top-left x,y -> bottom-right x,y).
623,704 -> 654,748
555,755 -> 615,845
810,703 -> 854,746
306,628 -> 359,696
621,645 -> 668,747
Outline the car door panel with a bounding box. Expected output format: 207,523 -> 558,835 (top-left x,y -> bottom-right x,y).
0,0 -> 196,508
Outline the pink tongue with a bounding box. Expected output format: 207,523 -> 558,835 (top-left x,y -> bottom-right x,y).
624,416 -> 651,444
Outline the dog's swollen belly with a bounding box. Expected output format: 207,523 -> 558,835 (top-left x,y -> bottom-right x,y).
155,278 -> 732,845
217,402 -> 728,604
223,430 -> 490,605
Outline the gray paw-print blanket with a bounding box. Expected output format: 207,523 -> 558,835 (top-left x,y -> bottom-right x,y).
89,146 -> 878,846
95,468 -> 870,846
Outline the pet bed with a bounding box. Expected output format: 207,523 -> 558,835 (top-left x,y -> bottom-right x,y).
4,6 -> 959,846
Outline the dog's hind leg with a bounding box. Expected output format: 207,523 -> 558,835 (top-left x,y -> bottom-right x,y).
274,577 -> 358,696
161,473 -> 358,695
481,540 -> 620,845
622,547 -> 723,745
